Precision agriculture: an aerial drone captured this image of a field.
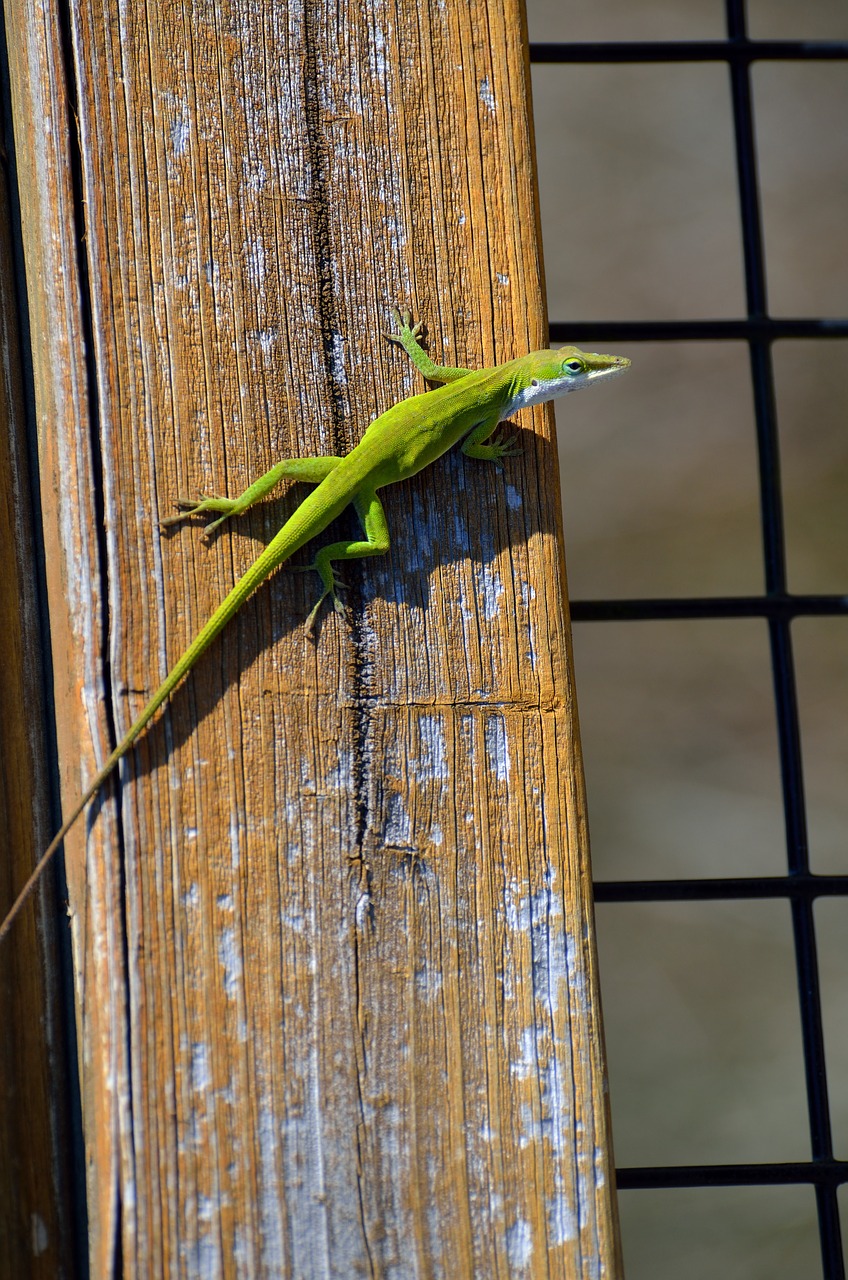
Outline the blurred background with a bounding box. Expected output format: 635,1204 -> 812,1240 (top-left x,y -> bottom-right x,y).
525,1 -> 848,1275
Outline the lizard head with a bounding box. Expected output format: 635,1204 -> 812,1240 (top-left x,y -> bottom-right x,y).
504,345 -> 631,413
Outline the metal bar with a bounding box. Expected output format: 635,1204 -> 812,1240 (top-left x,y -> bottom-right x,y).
594,876 -> 848,903
728,6 -> 839,1272
549,318 -> 848,343
530,40 -> 848,65
570,595 -> 848,622
617,1161 -> 848,1190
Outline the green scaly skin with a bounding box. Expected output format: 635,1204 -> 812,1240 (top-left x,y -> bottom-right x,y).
0,311 -> 629,941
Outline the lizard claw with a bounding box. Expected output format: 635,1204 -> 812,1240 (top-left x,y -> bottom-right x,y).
160,493 -> 239,537
303,586 -> 347,635
385,308 -> 424,346
491,433 -> 521,458
160,497 -> 204,529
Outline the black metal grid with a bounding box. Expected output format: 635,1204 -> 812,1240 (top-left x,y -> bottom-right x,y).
530,5 -> 848,1277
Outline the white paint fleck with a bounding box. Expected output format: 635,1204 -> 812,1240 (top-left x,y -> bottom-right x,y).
123,1171 -> 137,1214
479,78 -> 496,113
170,116 -> 190,156
233,1225 -> 250,1272
327,328 -> 348,385
279,1037 -> 331,1274
504,483 -> 523,510
242,154 -> 267,192
281,905 -> 306,933
30,1214 -> 48,1256
517,1100 -> 546,1149
452,512 -> 470,552
191,1041 -> 211,1092
192,1202 -> 221,1277
512,1026 -> 536,1080
383,791 -> 411,845
502,862 -> 592,1207
415,966 -> 443,998
250,327 -> 279,356
505,872 -> 571,1017
521,576 -> 538,669
429,823 -> 444,847
548,1192 -> 578,1246
257,1106 -> 285,1272
506,1216 -> 533,1270
218,927 -> 242,1000
326,750 -> 355,791
383,213 -> 406,254
476,565 -> 504,621
229,809 -> 241,872
496,271 -> 509,286
399,493 -> 433,570
245,236 -> 266,288
413,715 -> 448,782
355,891 -> 372,930
594,1144 -> 607,1188
370,25 -> 388,77
484,716 -> 510,782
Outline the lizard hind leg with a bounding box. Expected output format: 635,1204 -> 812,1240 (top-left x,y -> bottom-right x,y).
303,488 -> 390,633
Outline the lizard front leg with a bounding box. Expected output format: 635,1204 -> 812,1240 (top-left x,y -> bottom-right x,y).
385,309 -> 473,385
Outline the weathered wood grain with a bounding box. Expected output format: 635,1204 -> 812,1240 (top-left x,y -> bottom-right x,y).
1,0 -> 89,1273
0,103 -> 76,1280
6,0 -> 621,1273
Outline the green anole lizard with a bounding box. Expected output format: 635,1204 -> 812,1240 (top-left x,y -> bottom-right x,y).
0,310 -> 629,942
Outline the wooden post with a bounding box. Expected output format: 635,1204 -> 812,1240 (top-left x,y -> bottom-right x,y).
0,65 -> 76,1275
4,0 -> 622,1274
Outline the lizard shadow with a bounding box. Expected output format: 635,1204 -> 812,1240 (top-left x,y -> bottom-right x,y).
126,418 -> 558,777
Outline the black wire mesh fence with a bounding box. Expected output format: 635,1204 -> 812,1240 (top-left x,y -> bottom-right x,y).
531,4 -> 848,1276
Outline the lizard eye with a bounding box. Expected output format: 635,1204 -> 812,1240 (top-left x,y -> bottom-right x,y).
563,358 -> 584,374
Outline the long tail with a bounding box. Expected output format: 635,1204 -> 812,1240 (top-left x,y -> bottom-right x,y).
0,524 -> 306,944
